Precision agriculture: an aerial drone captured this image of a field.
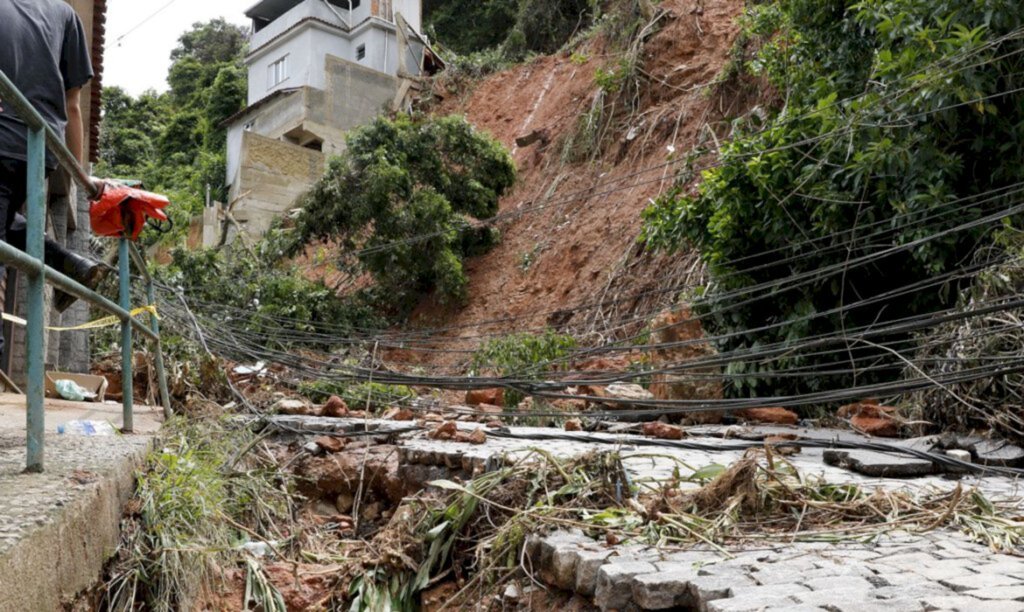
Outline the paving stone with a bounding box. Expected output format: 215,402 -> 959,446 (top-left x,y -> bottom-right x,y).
573,547 -> 615,596
972,561 -> 1024,579
823,449 -> 935,477
547,543 -> 582,590
749,565 -> 809,585
904,559 -> 978,582
923,595 -> 1024,612
706,594 -> 799,612
825,599 -> 926,612
800,575 -> 875,592
875,552 -> 944,568
873,582 -> 954,600
965,585 -> 1024,601
939,572 -> 1021,592
687,573 -> 756,604
730,582 -> 811,600
631,570 -> 696,610
796,587 -> 884,607
973,439 -> 1024,467
593,560 -> 656,610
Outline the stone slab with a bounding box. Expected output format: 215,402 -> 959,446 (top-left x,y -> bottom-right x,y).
0,395 -> 162,610
823,449 -> 935,477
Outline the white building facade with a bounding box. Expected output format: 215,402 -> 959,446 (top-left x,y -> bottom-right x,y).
222,0 -> 430,240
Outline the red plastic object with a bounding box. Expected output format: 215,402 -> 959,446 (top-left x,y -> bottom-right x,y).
89,185 -> 170,241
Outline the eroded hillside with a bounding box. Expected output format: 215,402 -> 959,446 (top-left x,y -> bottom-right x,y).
398,0 -> 752,368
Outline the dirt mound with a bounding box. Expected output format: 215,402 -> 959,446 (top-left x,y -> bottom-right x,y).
395,0 -> 750,370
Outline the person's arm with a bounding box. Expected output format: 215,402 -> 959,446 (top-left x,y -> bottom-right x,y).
65,87 -> 84,165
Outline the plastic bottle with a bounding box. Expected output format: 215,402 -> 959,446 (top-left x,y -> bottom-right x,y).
57,420 -> 117,436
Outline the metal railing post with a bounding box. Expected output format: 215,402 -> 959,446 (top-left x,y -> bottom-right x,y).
25,127 -> 47,473
118,238 -> 133,433
146,281 -> 171,418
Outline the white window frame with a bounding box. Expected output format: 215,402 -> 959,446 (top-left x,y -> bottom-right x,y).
268,55 -> 289,89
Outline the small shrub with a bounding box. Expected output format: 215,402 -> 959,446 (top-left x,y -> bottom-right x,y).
472,331 -> 578,405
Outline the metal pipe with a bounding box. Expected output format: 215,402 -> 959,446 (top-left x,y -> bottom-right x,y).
146,280 -> 171,418
0,71 -> 99,200
25,127 -> 46,473
127,242 -> 153,284
118,239 -> 133,433
0,242 -> 159,343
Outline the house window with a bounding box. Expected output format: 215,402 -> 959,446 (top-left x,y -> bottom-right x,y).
268,55 -> 288,88
356,44 -> 366,61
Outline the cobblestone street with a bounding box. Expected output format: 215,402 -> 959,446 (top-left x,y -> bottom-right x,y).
266,414 -> 1024,611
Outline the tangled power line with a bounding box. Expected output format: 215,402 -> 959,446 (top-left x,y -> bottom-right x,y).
137,27 -> 1024,425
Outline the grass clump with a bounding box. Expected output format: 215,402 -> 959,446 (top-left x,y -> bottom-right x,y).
102,416 -> 294,612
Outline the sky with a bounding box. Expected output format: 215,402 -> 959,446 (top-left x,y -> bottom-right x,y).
103,0 -> 254,96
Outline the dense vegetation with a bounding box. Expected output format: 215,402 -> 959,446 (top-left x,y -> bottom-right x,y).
643,0 -> 1024,397
292,114 -> 516,314
424,0 -> 599,59
97,19 -> 248,245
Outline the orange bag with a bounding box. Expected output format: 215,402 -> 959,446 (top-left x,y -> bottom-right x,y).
89,185 -> 170,241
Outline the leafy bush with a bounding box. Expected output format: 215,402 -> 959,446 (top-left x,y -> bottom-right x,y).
293,115 -> 516,314
472,331 -> 577,405
642,0 -> 1024,397
425,0 -> 600,59
157,240 -> 382,349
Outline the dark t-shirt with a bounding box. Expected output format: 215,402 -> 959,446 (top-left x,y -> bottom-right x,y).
0,0 -> 94,170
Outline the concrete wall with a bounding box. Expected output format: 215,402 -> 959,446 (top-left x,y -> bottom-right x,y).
315,54 -> 398,133
249,29 -> 315,103
248,19 -> 402,104
250,0 -> 348,51
227,89 -> 306,188
229,55 -> 398,238
232,132 -> 326,236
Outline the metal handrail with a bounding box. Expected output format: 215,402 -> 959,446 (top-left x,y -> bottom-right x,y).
0,69 -> 171,472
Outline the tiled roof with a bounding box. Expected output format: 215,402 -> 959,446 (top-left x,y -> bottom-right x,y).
89,0 -> 107,164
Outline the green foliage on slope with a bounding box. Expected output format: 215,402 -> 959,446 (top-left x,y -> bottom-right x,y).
424,0 -> 599,59
642,0 -> 1024,396
96,18 -> 248,246
293,114 -> 516,314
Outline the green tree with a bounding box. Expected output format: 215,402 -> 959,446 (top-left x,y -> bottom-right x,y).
294,115 -> 516,312
170,18 -> 248,65
202,65 -> 247,150
97,19 -> 250,246
424,0 -> 518,54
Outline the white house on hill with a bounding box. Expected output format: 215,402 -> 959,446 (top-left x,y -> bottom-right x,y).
221,0 -> 437,241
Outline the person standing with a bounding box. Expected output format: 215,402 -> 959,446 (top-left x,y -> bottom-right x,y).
0,0 -> 111,359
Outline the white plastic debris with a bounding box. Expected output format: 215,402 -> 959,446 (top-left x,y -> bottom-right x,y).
233,361 -> 267,376
58,420 -> 116,436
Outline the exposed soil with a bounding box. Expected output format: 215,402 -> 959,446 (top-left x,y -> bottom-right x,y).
385,0 -> 752,372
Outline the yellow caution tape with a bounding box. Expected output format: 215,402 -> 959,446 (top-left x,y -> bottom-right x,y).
2,305 -> 158,332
